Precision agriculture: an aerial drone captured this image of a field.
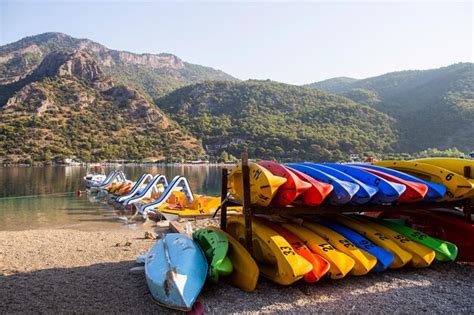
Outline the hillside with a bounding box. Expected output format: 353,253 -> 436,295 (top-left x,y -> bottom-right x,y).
306,63 -> 474,152
157,80 -> 398,162
0,50 -> 204,163
0,32 -> 236,99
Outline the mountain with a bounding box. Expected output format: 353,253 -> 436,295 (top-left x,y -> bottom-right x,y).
0,50 -> 204,163
157,80 -> 397,162
306,63 -> 474,152
0,32 -> 236,99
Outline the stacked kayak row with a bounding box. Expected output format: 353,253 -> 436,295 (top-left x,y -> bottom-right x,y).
228,158 -> 474,206
140,213 -> 459,311
86,171 -> 241,220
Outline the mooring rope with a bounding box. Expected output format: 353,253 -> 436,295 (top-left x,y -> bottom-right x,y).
0,191 -> 76,200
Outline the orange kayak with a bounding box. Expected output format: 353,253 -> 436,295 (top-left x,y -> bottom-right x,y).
356,166 -> 428,203
258,161 -> 312,206
263,220 -> 330,283
287,167 -> 334,206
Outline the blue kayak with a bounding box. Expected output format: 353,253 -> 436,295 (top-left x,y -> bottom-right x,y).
305,163 -> 378,205
321,221 -> 395,272
286,163 -> 359,205
145,233 -> 208,311
323,163 -> 406,203
350,163 -> 447,201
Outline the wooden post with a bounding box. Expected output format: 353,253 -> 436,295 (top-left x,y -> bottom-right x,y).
241,152 -> 253,253
220,168 -> 228,231
464,166 -> 471,179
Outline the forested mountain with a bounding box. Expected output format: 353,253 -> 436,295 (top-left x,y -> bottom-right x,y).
157,80 -> 397,161
306,63 -> 474,152
0,50 -> 204,163
0,32 -> 236,99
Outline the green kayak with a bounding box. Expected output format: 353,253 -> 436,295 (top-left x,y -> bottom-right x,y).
362,216 -> 458,262
193,228 -> 233,282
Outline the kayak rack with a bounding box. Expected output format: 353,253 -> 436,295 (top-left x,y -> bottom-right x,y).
219,152 -> 473,252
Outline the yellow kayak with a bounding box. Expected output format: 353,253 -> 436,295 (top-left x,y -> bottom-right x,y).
354,216 -> 436,268
228,163 -> 287,206
411,158 -> 474,179
227,216 -> 312,285
373,160 -> 474,201
334,215 -> 412,268
302,222 -> 377,275
208,226 -> 259,292
281,223 -> 355,279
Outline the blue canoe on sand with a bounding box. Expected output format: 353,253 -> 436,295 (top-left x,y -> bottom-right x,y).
286,163 -> 359,205
145,233 -> 208,311
322,163 -> 406,204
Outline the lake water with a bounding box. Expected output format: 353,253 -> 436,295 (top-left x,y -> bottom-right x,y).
0,165 -> 224,231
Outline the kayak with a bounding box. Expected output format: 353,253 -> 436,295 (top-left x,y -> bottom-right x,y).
227,216 -> 313,285
228,163 -> 287,206
145,233 -> 207,311
355,166 -> 428,203
372,161 -> 474,201
363,217 -> 458,262
193,228 -> 233,283
354,216 -> 435,268
257,161 -> 312,206
208,227 -> 259,292
411,158 -> 474,179
282,222 -> 355,279
287,168 -> 333,206
307,163 -> 378,205
286,164 -> 359,205
320,221 -> 394,272
334,215 -> 412,268
302,221 -> 377,275
350,164 -> 446,201
323,163 -> 406,203
263,220 -> 330,283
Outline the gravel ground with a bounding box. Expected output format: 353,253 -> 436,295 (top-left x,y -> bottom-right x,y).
0,223 -> 473,313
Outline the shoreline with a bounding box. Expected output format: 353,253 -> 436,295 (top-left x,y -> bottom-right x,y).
1,226 -> 473,313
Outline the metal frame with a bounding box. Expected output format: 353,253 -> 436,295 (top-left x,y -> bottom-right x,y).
220,152 -> 474,252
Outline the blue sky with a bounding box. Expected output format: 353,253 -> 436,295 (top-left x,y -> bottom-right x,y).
1,1 -> 472,84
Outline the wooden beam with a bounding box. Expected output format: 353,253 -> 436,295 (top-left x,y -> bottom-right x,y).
241,152 -> 253,253
220,168 -> 228,231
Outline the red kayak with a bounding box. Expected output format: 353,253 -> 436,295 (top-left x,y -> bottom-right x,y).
263,220 -> 330,283
379,209 -> 474,262
258,161 -> 311,206
288,168 -> 333,206
356,166 -> 428,203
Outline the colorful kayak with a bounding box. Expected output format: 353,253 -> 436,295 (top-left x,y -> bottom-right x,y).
263,220 -> 330,283
287,168 -> 333,206
307,163 -> 378,205
257,161 -> 312,206
372,161 -> 474,201
363,217 -> 458,262
286,164 -> 359,205
321,221 -> 394,272
227,216 -> 313,285
351,163 -> 446,201
356,166 -> 428,203
193,228 -> 233,283
323,163 -> 406,203
282,223 -> 355,279
302,221 -> 377,275
229,163 -> 287,206
145,233 -> 207,311
354,216 -> 435,268
208,227 -> 259,292
334,215 -> 412,268
411,158 -> 474,179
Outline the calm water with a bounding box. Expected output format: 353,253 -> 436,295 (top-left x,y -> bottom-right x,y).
0,165 -> 224,231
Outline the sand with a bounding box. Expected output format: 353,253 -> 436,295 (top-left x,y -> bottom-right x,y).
1,226 -> 473,313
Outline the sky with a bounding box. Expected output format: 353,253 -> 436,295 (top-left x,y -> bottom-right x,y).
1,1 -> 472,84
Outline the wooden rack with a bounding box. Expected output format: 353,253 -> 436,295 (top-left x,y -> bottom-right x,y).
219,152 -> 473,252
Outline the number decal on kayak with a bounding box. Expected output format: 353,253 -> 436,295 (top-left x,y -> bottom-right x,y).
374,178 -> 380,186
280,246 -> 295,255
258,194 -> 269,201
445,173 -> 454,181
254,169 -> 262,180
318,243 -> 334,252
411,231 -> 427,240
394,234 -> 410,243
291,242 -> 304,250
359,239 -> 375,250
375,232 -> 389,241
339,239 -> 355,248
446,191 -> 454,198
